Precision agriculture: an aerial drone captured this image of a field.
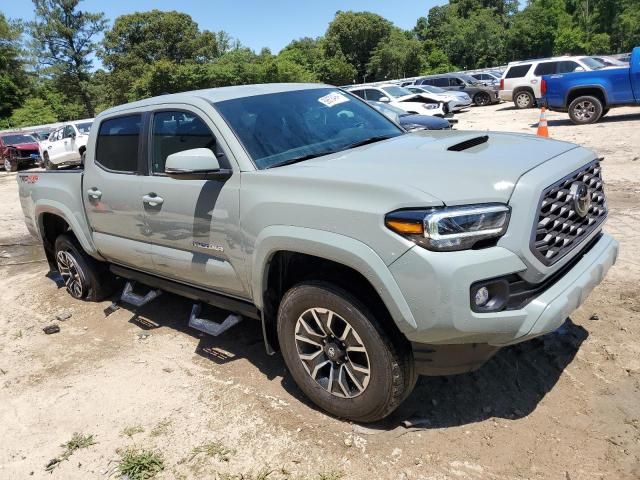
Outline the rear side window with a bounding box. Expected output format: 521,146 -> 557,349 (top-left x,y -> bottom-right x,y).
96,115 -> 141,172
533,62 -> 557,76
349,89 -> 366,99
505,64 -> 532,78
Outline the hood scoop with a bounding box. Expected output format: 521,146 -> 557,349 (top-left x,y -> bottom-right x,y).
447,134 -> 489,152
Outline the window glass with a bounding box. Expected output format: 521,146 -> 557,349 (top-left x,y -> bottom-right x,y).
380,86 -> 413,98
449,77 -> 464,86
151,111 -> 217,173
433,78 -> 449,87
96,115 -> 141,172
214,88 -> 402,170
364,89 -> 385,101
349,89 -> 366,99
505,64 -> 532,78
534,62 -> 557,76
1,134 -> 35,145
63,125 -> 75,138
75,122 -> 93,134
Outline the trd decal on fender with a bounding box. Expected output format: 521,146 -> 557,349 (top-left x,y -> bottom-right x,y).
20,175 -> 39,184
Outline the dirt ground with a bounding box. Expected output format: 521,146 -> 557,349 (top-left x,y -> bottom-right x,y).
1,103 -> 639,480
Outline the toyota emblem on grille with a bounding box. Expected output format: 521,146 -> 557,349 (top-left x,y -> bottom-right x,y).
570,182 -> 590,218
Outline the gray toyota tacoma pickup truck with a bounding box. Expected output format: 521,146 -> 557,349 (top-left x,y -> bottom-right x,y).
18,84 -> 618,422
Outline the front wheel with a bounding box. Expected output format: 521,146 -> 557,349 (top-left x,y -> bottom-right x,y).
54,234 -> 114,301
473,91 -> 491,106
3,157 -> 17,172
44,152 -> 57,170
277,281 -> 416,422
568,95 -> 603,124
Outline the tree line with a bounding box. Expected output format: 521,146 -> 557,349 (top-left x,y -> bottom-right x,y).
1,0 -> 638,127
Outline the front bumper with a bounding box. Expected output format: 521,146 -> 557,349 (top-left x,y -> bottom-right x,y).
389,232 -> 618,346
499,90 -> 513,102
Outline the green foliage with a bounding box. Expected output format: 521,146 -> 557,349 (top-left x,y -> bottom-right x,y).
9,97 -> 57,127
367,29 -> 425,80
45,432 -> 96,472
117,447 -> 164,480
29,0 -> 107,117
0,14 -> 29,119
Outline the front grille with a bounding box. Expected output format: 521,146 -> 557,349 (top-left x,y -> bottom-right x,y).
532,160 -> 607,265
15,149 -> 39,160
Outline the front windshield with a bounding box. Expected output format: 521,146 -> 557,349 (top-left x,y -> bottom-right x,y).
580,57 -> 606,70
381,85 -> 414,98
75,122 -> 93,134
2,134 -> 35,145
214,88 -> 403,169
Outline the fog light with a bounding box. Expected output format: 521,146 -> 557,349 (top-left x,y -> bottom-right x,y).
474,287 -> 489,306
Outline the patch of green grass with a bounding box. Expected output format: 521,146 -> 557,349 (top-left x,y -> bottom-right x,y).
121,425 -> 145,437
189,441 -> 235,462
117,447 -> 164,480
150,419 -> 172,437
317,473 -> 343,480
45,432 -> 96,471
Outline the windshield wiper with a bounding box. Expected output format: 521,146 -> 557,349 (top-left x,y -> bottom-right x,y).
342,134 -> 398,150
266,152 -> 327,169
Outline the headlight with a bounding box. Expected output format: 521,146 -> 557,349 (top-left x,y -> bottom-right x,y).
385,204 -> 510,251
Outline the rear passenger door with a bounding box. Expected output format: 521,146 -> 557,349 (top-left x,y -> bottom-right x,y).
83,113 -> 154,270
140,107 -> 246,297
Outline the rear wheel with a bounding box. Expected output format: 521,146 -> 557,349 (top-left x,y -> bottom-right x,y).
277,281 -> 416,423
54,234 -> 114,301
473,91 -> 491,106
568,95 -> 603,124
514,90 -> 534,109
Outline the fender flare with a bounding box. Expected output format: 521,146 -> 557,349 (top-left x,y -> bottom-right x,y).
565,84 -> 609,107
251,225 -> 418,334
34,200 -> 102,259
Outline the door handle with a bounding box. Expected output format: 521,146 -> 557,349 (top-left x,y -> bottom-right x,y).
87,188 -> 102,200
142,194 -> 164,207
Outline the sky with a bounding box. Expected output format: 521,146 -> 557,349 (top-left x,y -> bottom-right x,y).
2,0 -> 445,53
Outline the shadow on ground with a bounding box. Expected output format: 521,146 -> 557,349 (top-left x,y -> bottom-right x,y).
532,111 -> 640,127
103,285 -> 588,430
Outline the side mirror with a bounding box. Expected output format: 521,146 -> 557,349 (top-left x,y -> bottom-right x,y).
165,148 -> 232,180
574,66 -> 585,72
379,96 -> 391,103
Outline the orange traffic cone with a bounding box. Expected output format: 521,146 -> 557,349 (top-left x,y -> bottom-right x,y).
537,107 -> 549,137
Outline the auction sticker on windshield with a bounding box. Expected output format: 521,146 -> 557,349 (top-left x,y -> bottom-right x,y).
318,92 -> 349,107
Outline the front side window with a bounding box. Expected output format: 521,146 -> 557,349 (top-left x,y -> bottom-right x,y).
63,125 -> 75,138
95,115 -> 141,172
75,122 -> 93,134
151,111 -> 217,174
364,89 -> 385,101
215,88 -> 403,170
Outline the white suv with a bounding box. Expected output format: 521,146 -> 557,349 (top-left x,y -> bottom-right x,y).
40,120 -> 93,169
499,56 -> 606,109
346,84 -> 447,117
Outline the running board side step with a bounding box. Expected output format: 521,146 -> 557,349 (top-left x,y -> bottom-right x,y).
189,303 -> 242,336
120,281 -> 162,308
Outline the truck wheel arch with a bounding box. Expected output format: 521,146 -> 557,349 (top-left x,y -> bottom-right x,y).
252,226 -> 418,351
566,86 -> 608,108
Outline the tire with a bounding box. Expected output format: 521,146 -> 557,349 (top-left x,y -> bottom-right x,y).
3,157 -> 17,172
568,95 -> 603,125
43,152 -> 57,170
277,281 -> 417,423
601,108 -> 610,118
513,90 -> 534,109
473,91 -> 491,106
54,234 -> 114,301
81,151 -> 86,165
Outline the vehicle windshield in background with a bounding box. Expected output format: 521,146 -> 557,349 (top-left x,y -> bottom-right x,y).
2,134 -> 36,145
579,57 -> 606,70
458,74 -> 481,85
75,122 -> 93,134
381,86 -> 415,98
419,85 -> 447,94
373,102 -> 409,118
214,88 -> 403,170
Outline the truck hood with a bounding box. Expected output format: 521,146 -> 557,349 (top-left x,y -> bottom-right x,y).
275,131 -> 579,205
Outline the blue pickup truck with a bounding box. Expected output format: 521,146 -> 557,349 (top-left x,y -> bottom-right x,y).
542,46 -> 639,124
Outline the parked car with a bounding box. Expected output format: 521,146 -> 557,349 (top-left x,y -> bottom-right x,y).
29,128 -> 55,142
589,56 -> 628,67
541,46 -> 640,124
346,84 -> 447,117
369,101 -> 452,130
412,74 -> 500,106
405,85 -> 472,112
1,132 -> 40,172
499,56 -> 606,109
19,84 -> 618,422
39,120 -> 93,169
470,71 -> 502,87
